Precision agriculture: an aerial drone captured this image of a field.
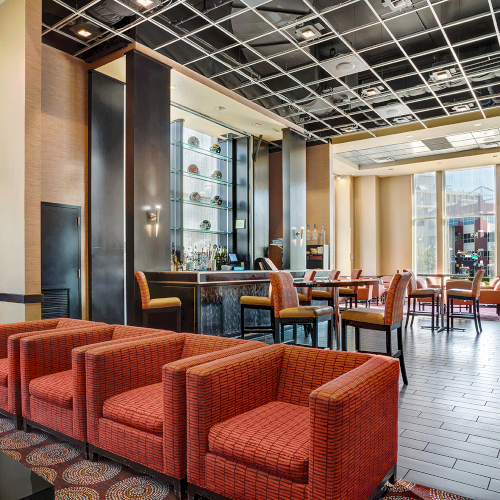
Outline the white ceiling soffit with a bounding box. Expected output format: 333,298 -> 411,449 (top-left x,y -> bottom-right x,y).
94,55 -> 288,142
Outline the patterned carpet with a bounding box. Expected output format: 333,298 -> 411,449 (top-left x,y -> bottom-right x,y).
0,417 -> 471,500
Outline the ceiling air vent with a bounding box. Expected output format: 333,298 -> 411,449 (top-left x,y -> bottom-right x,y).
393,115 -> 413,124
320,54 -> 370,78
372,156 -> 395,163
375,103 -> 412,119
382,0 -> 412,11
452,103 -> 474,113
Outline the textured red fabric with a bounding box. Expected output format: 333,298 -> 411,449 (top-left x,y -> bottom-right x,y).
326,269 -> 341,297
205,453 -> 308,500
29,369 -> 73,409
309,356 -> 399,500
30,396 -> 74,437
300,270 -> 316,301
384,273 -> 411,325
180,334 -> 249,359
0,358 -> 8,387
209,401 -> 309,483
0,386 -> 6,408
135,271 -> 151,308
268,272 -> 299,317
103,382 -> 163,435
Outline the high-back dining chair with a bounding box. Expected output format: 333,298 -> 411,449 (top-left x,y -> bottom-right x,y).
339,269 -> 362,308
297,269 -> 317,304
403,269 -> 440,330
311,269 -> 341,306
341,272 -> 412,385
135,271 -> 182,331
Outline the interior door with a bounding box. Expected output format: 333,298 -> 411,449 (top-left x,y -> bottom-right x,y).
41,202 -> 81,319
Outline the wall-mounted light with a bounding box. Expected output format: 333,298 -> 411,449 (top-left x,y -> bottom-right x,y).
148,205 -> 161,237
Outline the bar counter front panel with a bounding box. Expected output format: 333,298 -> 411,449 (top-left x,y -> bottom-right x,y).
145,270 -> 329,336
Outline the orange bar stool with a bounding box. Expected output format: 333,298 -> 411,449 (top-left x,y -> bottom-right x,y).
447,269 -> 484,334
297,269 -> 317,304
403,269 -> 440,330
269,271 -> 333,349
341,272 -> 412,385
311,269 -> 340,306
240,284 -> 274,339
339,269 -> 362,308
135,271 -> 181,331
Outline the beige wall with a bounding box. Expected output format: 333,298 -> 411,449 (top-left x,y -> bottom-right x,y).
41,45 -> 88,319
0,0 -> 41,322
380,175 -> 413,275
335,176 -> 354,275
353,175 -> 381,275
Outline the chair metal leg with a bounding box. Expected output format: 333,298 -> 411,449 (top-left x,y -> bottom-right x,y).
327,318 -> 333,350
355,327 -> 360,352
397,326 -> 408,385
293,324 -> 297,344
447,296 -> 450,331
405,297 -> 410,328
431,297 -> 435,330
451,299 -> 454,329
473,299 -> 480,335
341,320 -> 347,351
143,309 -> 148,328
312,319 -> 319,348
410,298 -> 416,326
385,326 -> 392,356
274,319 -> 280,344
176,306 -> 181,333
477,299 -> 482,332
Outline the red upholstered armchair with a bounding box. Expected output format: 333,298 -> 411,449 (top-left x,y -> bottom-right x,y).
85,333 -> 264,500
19,324 -> 171,451
186,344 -> 400,500
0,318 -> 101,429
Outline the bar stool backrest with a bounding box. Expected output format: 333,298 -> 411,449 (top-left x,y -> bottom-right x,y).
268,271 -> 299,317
135,271 -> 150,309
350,268 -> 362,292
300,270 -> 317,300
326,269 -> 341,296
384,272 -> 412,326
403,268 -> 417,294
472,269 -> 485,298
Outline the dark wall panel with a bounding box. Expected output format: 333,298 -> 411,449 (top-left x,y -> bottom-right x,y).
88,71 -> 125,324
235,136 -> 250,267
126,51 -> 171,325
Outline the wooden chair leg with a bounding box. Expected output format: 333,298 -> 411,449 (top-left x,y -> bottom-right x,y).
385,326 -> 392,356
473,299 -> 480,335
176,306 -> 181,333
355,296 -> 358,308
431,297 -> 435,330
341,320 -> 347,351
355,327 -> 360,352
274,319 -> 280,344
281,323 -> 285,342
240,304 -> 245,338
410,298 -> 416,326
143,309 -> 148,328
312,319 -> 319,348
447,296 -> 450,331
477,300 -> 482,332
397,326 -> 408,385
405,296 -> 411,328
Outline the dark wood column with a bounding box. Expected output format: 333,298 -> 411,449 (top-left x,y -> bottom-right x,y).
126,50 -> 171,325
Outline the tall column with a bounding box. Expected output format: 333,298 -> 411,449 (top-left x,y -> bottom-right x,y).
0,0 -> 42,322
282,129 -> 306,270
436,170 -> 444,274
495,165 -> 500,276
253,140 -> 269,265
335,176 -> 354,275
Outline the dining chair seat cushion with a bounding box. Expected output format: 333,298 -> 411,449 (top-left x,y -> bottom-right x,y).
240,296 -> 272,306
208,401 -> 309,484
448,289 -> 473,298
279,306 -> 333,319
311,290 -> 332,299
410,288 -> 439,296
0,358 -> 8,387
338,287 -> 355,294
297,293 -> 310,302
102,382 -> 163,435
341,307 -> 384,325
29,370 -> 73,410
147,297 -> 182,309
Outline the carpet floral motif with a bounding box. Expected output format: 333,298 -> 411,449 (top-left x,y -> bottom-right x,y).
0,417 -> 472,500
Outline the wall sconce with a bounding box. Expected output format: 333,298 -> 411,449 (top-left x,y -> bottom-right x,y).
148,205 -> 161,237
292,227 -> 304,247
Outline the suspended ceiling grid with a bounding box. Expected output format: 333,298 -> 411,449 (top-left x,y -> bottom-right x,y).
42,0 -> 500,143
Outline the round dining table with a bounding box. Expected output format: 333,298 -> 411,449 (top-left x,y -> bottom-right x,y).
293,278 -> 383,350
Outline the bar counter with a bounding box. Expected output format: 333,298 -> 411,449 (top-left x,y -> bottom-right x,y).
144,270 -> 329,336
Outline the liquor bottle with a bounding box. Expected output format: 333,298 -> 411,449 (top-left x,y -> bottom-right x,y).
312,224 -> 319,243
306,224 -> 311,242
319,225 -> 325,245
170,246 -> 176,271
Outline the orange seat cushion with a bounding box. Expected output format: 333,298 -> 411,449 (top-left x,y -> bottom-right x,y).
208,401 -> 309,484
311,290 -> 332,299
147,297 -> 181,309
0,358 -> 8,387
102,383 -> 163,435
29,370 -> 73,409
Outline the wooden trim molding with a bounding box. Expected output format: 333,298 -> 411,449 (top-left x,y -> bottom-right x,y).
0,293 -> 44,304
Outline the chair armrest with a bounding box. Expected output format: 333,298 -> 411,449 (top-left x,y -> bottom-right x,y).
478,290 -> 500,304
19,325 -> 115,418
0,319 -> 59,358
71,330 -> 171,442
85,333 -> 186,446
309,356 -> 399,500
162,340 -> 264,479
186,344 -> 281,488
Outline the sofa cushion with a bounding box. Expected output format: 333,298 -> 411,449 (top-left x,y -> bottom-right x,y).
102,383 -> 163,435
0,358 -> 8,387
29,370 -> 73,409
208,401 -> 309,484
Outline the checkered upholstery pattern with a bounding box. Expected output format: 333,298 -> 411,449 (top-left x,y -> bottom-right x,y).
351,268 -> 362,292
472,269 -> 485,297
269,272 -> 299,317
326,269 -> 341,296
19,324 -> 171,442
186,343 -> 399,500
135,271 -> 151,308
85,333 -> 264,479
300,270 -> 316,301
384,273 -> 411,325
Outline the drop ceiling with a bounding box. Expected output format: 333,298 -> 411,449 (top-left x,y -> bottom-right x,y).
41,0 -> 500,143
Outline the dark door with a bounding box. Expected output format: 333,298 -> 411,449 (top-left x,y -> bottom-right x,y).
41,202 -> 81,319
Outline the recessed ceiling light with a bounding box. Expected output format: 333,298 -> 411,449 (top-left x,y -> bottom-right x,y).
295,24 -> 323,40
252,123 -> 261,126
493,155 -> 498,158
69,22 -> 100,39
214,106 -> 225,110
341,125 -> 358,134
429,68 -> 457,82
382,0 -> 412,11
170,85 -> 178,90
373,156 -> 395,163
393,116 -> 412,124
480,142 -> 500,149
361,86 -> 384,98
474,123 -> 482,127
388,168 -> 394,170
136,0 -> 154,6
452,103 -> 474,113
406,134 -> 413,138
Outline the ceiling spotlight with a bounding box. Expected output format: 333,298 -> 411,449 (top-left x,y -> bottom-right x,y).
406,134 -> 413,138
474,123 -> 482,127
393,116 -> 413,124
170,85 -> 178,90
137,0 -> 153,6
382,0 -> 412,11
388,168 -> 394,171
373,156 -> 395,163
452,103 -> 474,113
361,86 -> 384,98
295,23 -> 324,40
480,142 -> 500,149
252,123 -> 261,126
214,106 -> 225,110
429,68 -> 457,82
69,22 -> 100,39
493,155 -> 498,158
341,125 -> 358,134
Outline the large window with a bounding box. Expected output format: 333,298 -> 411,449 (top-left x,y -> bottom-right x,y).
413,172 -> 437,274
444,167 -> 496,278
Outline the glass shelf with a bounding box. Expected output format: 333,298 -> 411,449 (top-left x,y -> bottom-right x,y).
184,171 -> 232,186
184,228 -> 232,235
171,226 -> 181,230
171,139 -> 232,161
184,199 -> 232,210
